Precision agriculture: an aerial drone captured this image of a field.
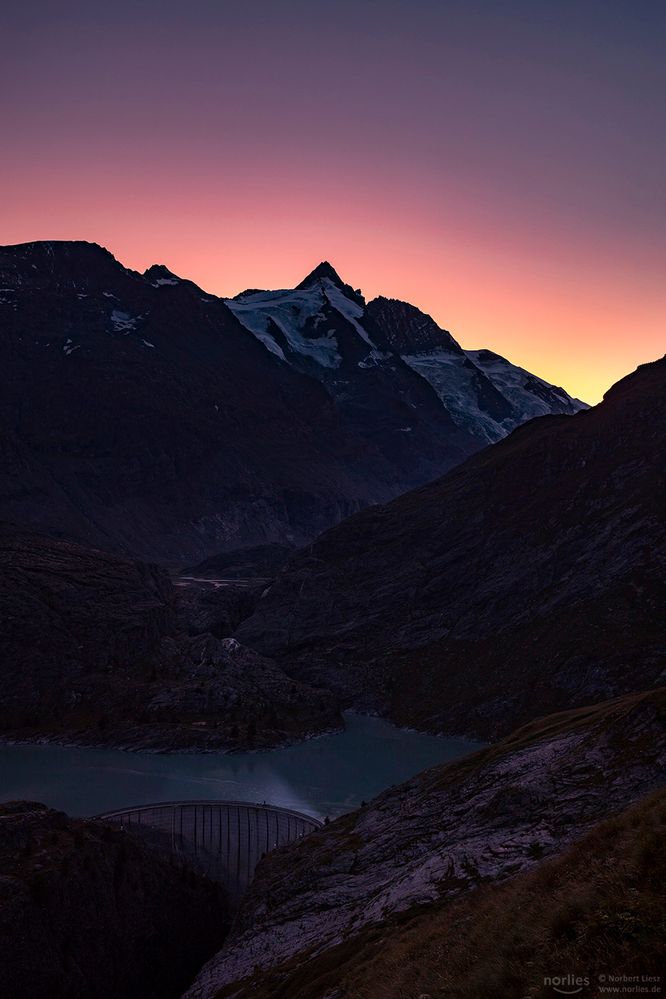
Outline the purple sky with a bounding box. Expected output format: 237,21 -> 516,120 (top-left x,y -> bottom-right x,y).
3,0 -> 665,400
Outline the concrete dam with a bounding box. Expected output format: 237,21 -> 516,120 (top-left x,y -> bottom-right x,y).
96,799 -> 322,904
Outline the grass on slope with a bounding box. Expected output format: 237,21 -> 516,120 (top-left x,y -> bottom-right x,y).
219,788 -> 666,999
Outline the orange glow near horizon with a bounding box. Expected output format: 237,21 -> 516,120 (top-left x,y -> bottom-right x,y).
3,1 -> 664,405
4,169 -> 662,404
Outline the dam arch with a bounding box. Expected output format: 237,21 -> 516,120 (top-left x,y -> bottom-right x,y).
96,799 -> 322,904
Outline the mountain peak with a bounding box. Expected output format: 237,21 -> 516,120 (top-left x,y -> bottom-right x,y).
296,261 -> 365,307
143,264 -> 182,285
296,261 -> 346,290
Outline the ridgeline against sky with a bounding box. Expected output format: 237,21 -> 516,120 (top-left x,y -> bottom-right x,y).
3,0 -> 664,402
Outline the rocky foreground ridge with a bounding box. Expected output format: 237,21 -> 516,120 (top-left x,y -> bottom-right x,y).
186,687 -> 666,998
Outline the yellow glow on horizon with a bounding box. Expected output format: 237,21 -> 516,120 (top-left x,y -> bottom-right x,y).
3,159 -> 663,406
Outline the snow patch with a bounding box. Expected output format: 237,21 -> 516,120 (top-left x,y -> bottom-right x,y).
323,280 -> 373,345
402,349 -> 505,443
466,350 -> 586,419
226,276 -> 377,368
402,346 -> 584,443
110,309 -> 138,333
358,349 -> 389,369
226,286 -> 341,367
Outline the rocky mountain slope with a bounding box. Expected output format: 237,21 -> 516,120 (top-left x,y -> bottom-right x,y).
366,296 -> 586,442
0,801 -> 228,999
0,241 -> 583,563
237,356 -> 666,739
325,789 -> 666,999
186,687 -> 666,998
0,524 -> 341,750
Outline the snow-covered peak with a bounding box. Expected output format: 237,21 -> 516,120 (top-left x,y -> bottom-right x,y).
226,269 -> 374,367
225,283 -> 342,367
226,264 -> 586,447
296,261 -> 365,307
296,260 -> 345,290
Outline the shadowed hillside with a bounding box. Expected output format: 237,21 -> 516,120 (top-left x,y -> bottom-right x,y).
238,357 -> 666,739
0,801 -> 229,999
0,523 -> 341,750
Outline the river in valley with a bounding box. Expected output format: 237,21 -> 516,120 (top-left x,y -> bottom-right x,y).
0,713 -> 481,819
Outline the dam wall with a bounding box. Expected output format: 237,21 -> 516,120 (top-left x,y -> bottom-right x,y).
96,799 -> 321,903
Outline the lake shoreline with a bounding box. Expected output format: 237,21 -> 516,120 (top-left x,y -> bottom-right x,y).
0,714 -> 482,820
0,708 -> 486,757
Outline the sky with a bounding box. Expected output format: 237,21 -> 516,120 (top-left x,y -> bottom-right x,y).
2,0 -> 664,403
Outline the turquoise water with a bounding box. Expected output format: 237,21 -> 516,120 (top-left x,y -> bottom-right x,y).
0,713 -> 480,819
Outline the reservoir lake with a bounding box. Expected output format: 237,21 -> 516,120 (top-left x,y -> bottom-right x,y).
0,712 -> 481,819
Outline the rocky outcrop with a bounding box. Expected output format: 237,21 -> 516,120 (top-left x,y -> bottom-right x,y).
322,788 -> 666,999
174,576 -> 266,640
237,356 -> 666,739
185,687 -> 666,998
189,788 -> 666,999
102,632 -> 342,752
0,801 -> 228,999
0,524 -> 341,750
366,295 -> 463,354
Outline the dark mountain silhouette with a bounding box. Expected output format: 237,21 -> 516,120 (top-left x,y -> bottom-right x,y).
0,242 -> 473,563
236,356 -> 666,739
0,241 -> 584,563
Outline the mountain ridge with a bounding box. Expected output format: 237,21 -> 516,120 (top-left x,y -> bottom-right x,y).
228,262 -> 587,445
0,241 -> 412,562
0,240 -> 586,562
